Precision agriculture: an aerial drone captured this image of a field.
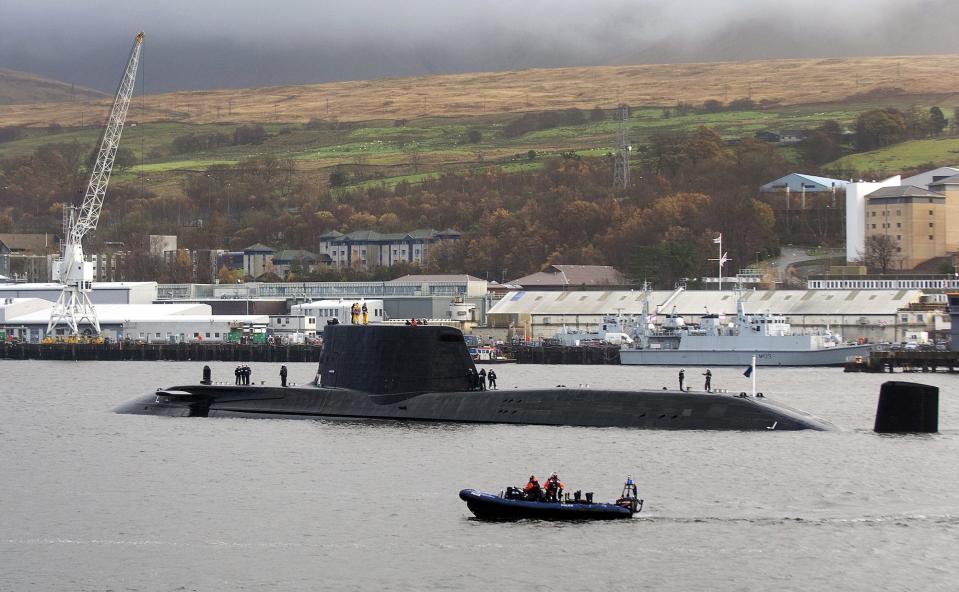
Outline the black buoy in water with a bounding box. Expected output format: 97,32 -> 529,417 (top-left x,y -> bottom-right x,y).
874,381 -> 938,433
201,365 -> 212,385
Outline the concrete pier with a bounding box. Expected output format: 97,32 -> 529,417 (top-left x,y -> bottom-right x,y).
0,342 -> 321,362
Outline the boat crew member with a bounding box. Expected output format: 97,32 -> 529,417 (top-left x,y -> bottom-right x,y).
478,368 -> 487,391
544,472 -> 565,501
524,475 -> 542,500
244,365 -> 252,386
350,303 -> 360,324
678,369 -> 685,391
234,366 -> 241,385
361,302 -> 369,325
487,369 -> 497,389
466,367 -> 476,390
280,365 -> 288,387
703,369 -> 712,392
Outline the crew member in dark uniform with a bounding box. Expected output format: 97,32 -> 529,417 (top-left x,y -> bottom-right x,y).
478,368 -> 487,391
703,369 -> 712,392
678,368 -> 685,391
234,366 -> 241,385
280,365 -> 288,387
487,369 -> 497,389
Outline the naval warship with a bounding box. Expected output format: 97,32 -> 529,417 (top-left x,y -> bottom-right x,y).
116,324 -> 833,431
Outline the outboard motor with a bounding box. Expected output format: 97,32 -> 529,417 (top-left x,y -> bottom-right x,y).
616,476 -> 644,514
201,365 -> 212,385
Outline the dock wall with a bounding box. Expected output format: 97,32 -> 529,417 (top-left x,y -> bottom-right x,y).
0,342 -> 322,362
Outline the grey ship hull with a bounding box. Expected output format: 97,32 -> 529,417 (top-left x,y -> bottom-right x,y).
116,384 -> 834,430
620,344 -> 872,367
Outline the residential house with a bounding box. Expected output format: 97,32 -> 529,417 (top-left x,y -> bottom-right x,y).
318,229 -> 462,271
242,243 -> 275,279
272,249 -> 320,278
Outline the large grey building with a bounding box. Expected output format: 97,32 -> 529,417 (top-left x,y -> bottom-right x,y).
487,288 -> 937,343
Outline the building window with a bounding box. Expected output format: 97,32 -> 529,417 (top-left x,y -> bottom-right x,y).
929,210 -> 934,215
871,211 -> 876,217
194,333 -> 200,338
155,333 -> 161,338
871,224 -> 876,229
896,235 -> 901,240
929,235 -> 934,240
206,332 -> 211,338
896,210 -> 901,216
896,222 -> 901,228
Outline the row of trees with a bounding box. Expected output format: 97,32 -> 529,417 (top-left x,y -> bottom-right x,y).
854,106 -> 949,151
170,124 -> 269,154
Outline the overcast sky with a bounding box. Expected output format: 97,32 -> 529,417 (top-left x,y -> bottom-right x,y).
2,0 -> 958,92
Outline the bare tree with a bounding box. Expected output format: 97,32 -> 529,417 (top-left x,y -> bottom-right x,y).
860,234 -> 899,273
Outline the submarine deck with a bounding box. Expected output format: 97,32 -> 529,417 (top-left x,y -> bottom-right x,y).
116,384 -> 834,431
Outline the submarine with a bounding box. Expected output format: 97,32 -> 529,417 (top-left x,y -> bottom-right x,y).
115,324 -> 834,431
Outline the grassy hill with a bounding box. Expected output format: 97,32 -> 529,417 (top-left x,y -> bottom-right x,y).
2,54 -> 959,127
0,68 -> 105,106
2,54 -> 959,199
827,137 -> 959,174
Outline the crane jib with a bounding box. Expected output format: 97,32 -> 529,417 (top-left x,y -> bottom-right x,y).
46,32 -> 144,338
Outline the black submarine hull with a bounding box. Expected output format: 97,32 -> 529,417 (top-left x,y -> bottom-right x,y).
116,385 -> 832,430
115,325 -> 833,431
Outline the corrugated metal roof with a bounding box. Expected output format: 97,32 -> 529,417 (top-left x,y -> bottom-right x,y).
487,289 -> 922,316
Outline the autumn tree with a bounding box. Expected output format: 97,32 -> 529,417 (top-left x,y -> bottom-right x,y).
929,106 -> 948,136
861,234 -> 900,273
855,109 -> 908,151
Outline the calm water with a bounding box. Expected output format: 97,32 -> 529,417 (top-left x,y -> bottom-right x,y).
1,360 -> 957,592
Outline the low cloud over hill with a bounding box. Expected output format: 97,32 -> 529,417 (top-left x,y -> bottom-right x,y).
1,0 -> 958,93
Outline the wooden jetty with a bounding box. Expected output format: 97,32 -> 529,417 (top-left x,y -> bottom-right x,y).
504,343 -> 621,365
844,350 -> 959,373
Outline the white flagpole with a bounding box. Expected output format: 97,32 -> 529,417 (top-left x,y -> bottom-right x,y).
751,355 -> 756,396
717,234 -> 722,291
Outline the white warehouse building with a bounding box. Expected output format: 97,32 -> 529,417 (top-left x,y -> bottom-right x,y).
0,298 -> 267,343
487,289 -> 936,344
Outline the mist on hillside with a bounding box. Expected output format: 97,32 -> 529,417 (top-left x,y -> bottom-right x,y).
2,0 -> 958,93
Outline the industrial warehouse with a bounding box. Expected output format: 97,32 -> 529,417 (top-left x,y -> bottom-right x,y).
485,288 -> 946,344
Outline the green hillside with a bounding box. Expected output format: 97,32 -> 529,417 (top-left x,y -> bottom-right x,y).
827,137 -> 959,174
0,93 -> 941,194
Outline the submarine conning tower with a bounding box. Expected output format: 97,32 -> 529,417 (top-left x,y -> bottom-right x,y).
317,324 -> 477,394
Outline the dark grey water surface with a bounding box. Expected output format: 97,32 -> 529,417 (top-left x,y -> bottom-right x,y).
1,360 -> 958,591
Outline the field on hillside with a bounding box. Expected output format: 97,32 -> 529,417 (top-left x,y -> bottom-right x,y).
2,55 -> 959,127
5,93 -> 953,196
828,137 -> 959,174
3,55 -> 959,204
0,68 -> 104,106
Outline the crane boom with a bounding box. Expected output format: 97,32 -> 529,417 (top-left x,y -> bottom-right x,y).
72,31 -> 144,243
47,32 -> 144,338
